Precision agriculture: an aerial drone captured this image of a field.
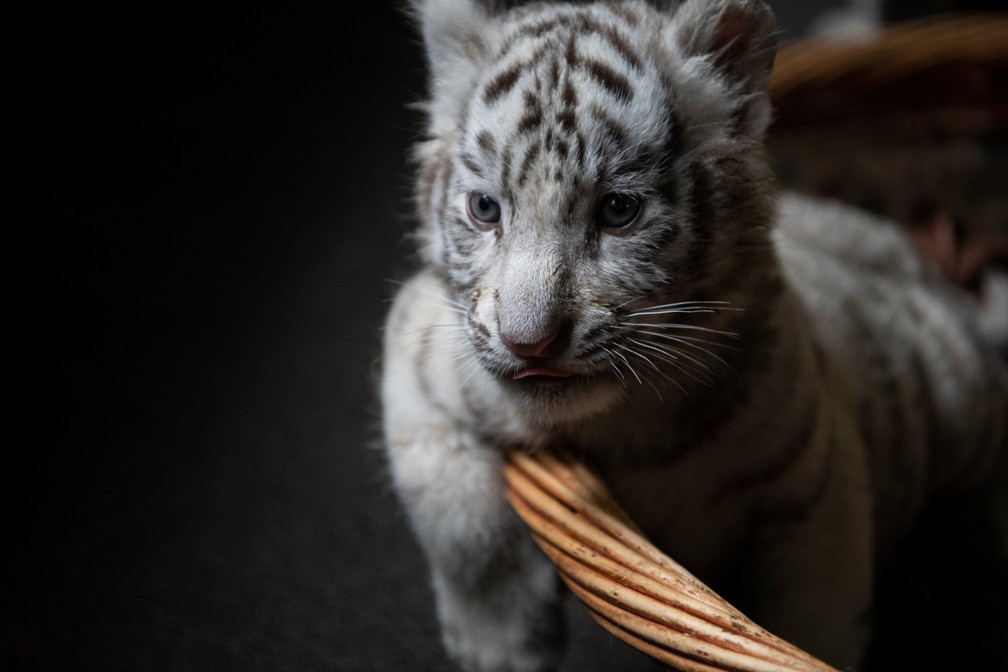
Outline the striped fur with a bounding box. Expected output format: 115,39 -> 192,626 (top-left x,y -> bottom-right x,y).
382,1 -> 1008,669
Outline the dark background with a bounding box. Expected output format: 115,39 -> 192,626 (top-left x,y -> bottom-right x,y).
7,2 -> 1005,671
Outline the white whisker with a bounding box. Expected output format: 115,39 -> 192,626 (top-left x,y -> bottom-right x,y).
624,322 -> 740,338
644,332 -> 739,369
405,322 -> 465,337
615,342 -> 686,396
398,280 -> 469,315
629,307 -> 720,316
628,300 -> 735,313
599,347 -> 627,382
649,332 -> 741,351
608,346 -> 644,385
628,337 -> 715,374
627,338 -> 716,387
457,356 -> 484,388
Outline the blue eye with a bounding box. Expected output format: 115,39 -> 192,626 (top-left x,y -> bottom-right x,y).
596,192 -> 641,229
467,193 -> 501,226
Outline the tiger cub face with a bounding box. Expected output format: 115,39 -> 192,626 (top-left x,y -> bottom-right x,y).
415,0 -> 778,423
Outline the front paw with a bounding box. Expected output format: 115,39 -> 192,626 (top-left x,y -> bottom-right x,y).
440,607 -> 562,672
434,568 -> 563,672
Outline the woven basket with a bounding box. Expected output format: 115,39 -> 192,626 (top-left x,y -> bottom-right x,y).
504,451 -> 836,672
768,13 -> 1008,237
770,14 -> 1008,134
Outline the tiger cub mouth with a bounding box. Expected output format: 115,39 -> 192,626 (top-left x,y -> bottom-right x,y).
512,365 -> 575,381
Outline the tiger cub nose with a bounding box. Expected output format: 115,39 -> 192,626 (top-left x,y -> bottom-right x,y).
500,331 -> 560,359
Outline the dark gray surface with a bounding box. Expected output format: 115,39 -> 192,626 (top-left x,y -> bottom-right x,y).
7,3 -> 656,670
7,2 -> 1005,671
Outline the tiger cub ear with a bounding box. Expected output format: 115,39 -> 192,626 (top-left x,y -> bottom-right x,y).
412,0 -> 495,133
668,0 -> 777,135
671,0 -> 777,90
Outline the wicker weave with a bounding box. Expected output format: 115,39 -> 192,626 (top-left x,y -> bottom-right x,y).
504,451 -> 836,672
768,14 -> 1008,238
770,14 -> 1008,133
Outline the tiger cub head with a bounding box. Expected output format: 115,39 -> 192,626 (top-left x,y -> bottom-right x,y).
412,0 -> 780,423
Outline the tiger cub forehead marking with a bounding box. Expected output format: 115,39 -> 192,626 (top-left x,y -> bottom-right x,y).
462,5 -> 672,198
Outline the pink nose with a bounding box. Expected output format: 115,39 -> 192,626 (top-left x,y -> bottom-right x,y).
501,331 -> 559,359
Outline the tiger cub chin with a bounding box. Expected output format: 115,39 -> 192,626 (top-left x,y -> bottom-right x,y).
380,0 -> 1008,669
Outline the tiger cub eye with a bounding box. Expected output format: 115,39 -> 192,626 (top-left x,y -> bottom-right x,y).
596,192 -> 641,229
467,193 -> 502,227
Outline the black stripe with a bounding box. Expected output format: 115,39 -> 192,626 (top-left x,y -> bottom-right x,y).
476,131 -> 497,158
671,355 -> 754,449
580,59 -> 634,101
577,340 -> 610,363
579,321 -> 611,348
563,191 -> 578,221
687,159 -> 715,228
445,260 -> 477,295
460,152 -> 483,177
562,76 -> 578,109
435,160 -> 455,231
483,65 -> 522,104
591,106 -> 628,150
552,136 -> 569,161
727,100 -> 748,137
516,143 -> 541,188
845,294 -> 890,452
547,55 -> 561,89
446,214 -> 480,253
732,400 -> 822,492
516,90 -> 544,135
757,433 -> 836,527
565,33 -> 578,68
413,324 -> 435,399
574,131 -> 587,168
606,3 -> 641,27
679,161 -> 716,281
513,15 -> 568,42
416,158 -> 440,221
556,108 -> 577,135
575,15 -> 643,71
469,316 -> 492,341
434,163 -> 454,246
499,146 -> 513,198
663,111 -> 684,165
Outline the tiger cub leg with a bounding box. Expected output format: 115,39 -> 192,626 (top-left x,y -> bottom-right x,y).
382,278 -> 563,672
386,431 -> 563,672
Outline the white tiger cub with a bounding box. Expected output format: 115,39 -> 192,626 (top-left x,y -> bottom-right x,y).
381,0 -> 1008,669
